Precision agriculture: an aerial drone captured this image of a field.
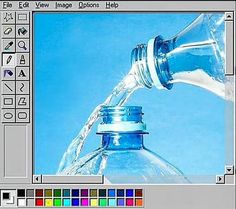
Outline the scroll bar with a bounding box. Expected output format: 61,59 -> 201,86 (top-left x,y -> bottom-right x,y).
225,12 -> 234,75
41,175 -> 104,184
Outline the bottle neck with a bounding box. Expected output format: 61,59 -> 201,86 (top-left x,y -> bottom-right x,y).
131,14 -> 226,97
100,133 -> 144,150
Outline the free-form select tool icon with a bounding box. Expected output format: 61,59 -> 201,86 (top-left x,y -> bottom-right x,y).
3,12 -> 13,22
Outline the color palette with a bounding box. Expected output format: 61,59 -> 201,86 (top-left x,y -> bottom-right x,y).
16,188 -> 144,207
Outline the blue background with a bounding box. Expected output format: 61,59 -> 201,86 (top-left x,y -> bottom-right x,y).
35,13 -> 225,175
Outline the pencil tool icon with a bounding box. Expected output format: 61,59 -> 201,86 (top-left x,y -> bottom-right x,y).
6,55 -> 12,64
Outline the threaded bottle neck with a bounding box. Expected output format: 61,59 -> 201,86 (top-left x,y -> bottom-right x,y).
130,40 -> 173,90
130,44 -> 153,89
97,106 -> 147,150
97,106 -> 147,134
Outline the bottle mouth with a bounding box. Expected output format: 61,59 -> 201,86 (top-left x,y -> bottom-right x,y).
98,106 -> 147,133
130,37 -> 173,90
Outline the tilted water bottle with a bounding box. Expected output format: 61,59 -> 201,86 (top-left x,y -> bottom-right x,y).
130,14 -> 233,101
62,106 -> 189,183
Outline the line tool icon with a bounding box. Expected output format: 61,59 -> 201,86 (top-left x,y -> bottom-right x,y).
4,83 -> 13,92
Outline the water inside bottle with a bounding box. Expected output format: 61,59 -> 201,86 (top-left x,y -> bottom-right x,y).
166,39 -> 234,101
171,69 -> 234,101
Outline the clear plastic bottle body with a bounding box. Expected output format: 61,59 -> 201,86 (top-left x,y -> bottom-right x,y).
131,13 -> 233,100
74,134 -> 188,183
61,106 -> 189,183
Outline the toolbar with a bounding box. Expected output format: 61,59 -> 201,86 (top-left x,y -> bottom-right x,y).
1,11 -> 30,123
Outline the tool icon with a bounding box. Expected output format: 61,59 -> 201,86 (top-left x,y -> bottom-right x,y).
4,41 -> 14,50
18,97 -> 27,106
20,55 -> 26,64
18,27 -> 28,35
18,112 -> 27,119
6,55 -> 13,64
19,83 -> 25,92
18,13 -> 27,21
4,112 -> 13,119
4,69 -> 13,77
3,97 -> 13,105
18,41 -> 27,50
3,12 -> 13,22
4,83 -> 13,92
4,27 -> 13,35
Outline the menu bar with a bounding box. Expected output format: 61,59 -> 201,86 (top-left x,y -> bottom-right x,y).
0,1 -> 235,11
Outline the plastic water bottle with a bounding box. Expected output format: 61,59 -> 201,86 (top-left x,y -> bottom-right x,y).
62,106 -> 189,183
131,14 -> 233,101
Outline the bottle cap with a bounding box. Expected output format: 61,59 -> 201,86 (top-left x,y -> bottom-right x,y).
147,38 -> 165,89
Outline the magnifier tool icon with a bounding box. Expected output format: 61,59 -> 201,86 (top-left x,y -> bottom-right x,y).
18,41 -> 27,50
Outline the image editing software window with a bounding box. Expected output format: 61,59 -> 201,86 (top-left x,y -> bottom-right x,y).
0,1 -> 235,208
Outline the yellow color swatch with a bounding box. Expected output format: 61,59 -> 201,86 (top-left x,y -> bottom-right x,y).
45,199 -> 53,207
90,199 -> 98,206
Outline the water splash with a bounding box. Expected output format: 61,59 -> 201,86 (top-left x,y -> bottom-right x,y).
57,65 -> 143,174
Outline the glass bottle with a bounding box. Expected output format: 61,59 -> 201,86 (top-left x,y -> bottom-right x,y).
60,106 -> 189,183
130,13 -> 233,101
